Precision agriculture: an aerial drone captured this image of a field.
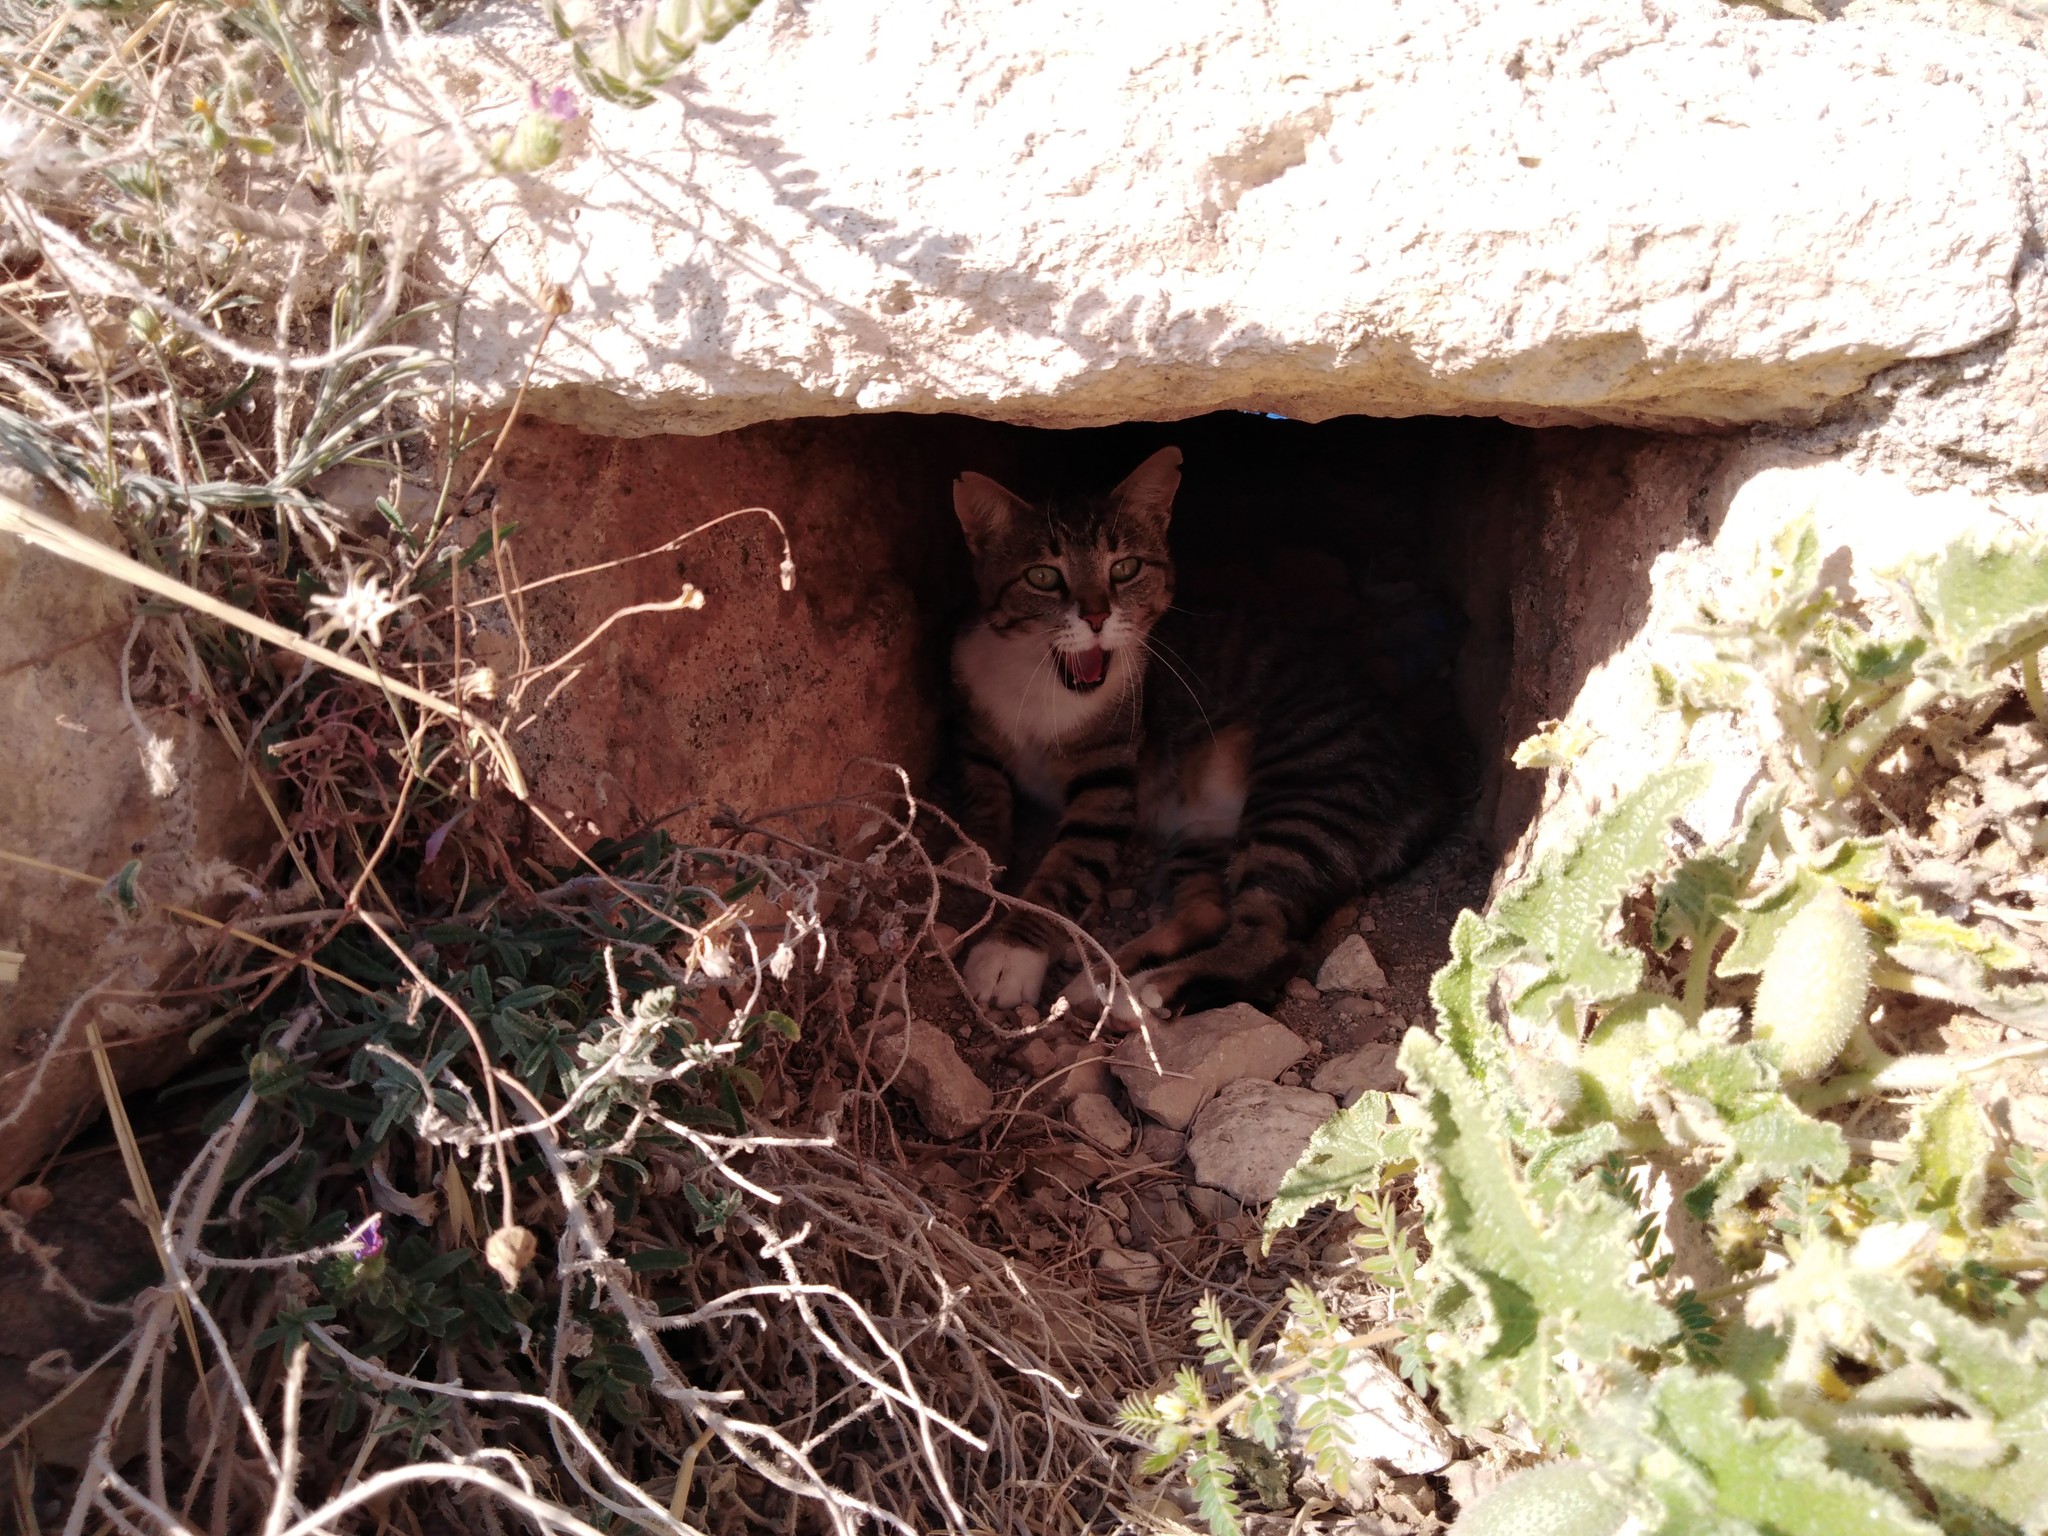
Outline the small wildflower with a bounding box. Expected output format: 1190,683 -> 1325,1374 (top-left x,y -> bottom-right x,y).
779,553 -> 796,592
540,283 -> 574,316
689,929 -> 736,980
528,82 -> 581,121
307,561 -> 416,652
347,1213 -> 385,1261
768,941 -> 795,980
45,313 -> 97,370
457,664 -> 498,702
680,582 -> 706,610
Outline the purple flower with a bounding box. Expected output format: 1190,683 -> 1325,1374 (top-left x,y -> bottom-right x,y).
348,1213 -> 385,1262
528,82 -> 580,122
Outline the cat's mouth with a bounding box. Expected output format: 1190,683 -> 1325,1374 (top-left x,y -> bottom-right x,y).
1054,645 -> 1110,693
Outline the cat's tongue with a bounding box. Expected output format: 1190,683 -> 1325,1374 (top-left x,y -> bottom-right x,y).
1069,646 -> 1107,686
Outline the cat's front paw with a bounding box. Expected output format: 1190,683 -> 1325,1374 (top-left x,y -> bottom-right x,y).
1059,967 -> 1165,1028
963,937 -> 1049,1008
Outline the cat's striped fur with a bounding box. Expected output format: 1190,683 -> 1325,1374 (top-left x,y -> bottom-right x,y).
950,447 -> 1440,1021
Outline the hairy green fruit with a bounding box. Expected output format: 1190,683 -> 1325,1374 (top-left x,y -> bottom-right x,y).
1448,1463 -> 1630,1536
1751,884 -> 1871,1081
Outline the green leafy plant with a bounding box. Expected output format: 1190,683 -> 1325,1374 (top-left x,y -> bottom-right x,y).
540,0 -> 764,107
1134,515 -> 2048,1533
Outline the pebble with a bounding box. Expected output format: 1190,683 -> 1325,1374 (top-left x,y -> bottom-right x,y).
1096,1245 -> 1163,1293
1015,1003 -> 1039,1030
1312,1042 -> 1404,1106
1316,934 -> 1388,994
1068,1092 -> 1136,1154
1357,912 -> 1376,932
865,1015 -> 993,1139
1107,888 -> 1137,910
1111,1003 -> 1309,1130
1184,1185 -> 1241,1225
1137,1124 -> 1186,1165
1285,976 -> 1321,1002
1186,1079 -> 1340,1204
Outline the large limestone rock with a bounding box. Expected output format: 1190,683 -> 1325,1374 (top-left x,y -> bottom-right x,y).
0,465 -> 270,1192
353,0 -> 2037,444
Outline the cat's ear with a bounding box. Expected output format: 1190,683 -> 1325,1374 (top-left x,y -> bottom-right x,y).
953,472 -> 1032,553
1112,446 -> 1182,533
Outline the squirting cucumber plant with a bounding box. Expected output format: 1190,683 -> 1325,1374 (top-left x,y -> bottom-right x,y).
1128,516 -> 2048,1534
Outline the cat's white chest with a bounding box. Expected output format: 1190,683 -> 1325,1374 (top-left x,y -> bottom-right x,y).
953,623 -> 1128,795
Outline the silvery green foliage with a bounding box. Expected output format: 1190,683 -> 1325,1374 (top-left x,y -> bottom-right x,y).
541,0 -> 764,107
1139,520 -> 2048,1533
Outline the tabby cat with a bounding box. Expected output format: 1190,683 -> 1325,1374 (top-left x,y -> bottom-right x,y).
949,446 -> 1441,1021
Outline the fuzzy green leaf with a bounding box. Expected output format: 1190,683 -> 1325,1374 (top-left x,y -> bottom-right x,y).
1717,839 -> 1887,977
1651,659 -> 1751,718
1664,1043 -> 1848,1216
1644,1371 -> 1941,1536
1652,789 -> 1783,953
1897,1083 -> 1992,1232
1896,530 -> 2048,672
1397,1031 -> 1668,1432
1263,1091 -> 1420,1243
1492,765 -> 1712,1026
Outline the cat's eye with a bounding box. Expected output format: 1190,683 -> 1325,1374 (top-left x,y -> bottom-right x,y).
1109,556 -> 1142,582
1023,565 -> 1063,592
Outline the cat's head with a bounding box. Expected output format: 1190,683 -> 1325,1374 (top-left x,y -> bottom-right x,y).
951,447 -> 1180,696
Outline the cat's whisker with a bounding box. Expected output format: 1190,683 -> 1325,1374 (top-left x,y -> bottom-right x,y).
1137,634 -> 1214,740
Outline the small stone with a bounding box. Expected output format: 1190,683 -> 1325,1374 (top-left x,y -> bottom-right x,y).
4,1183 -> 52,1219
1107,887 -> 1137,910
1311,1042 -> 1404,1106
1330,904 -> 1361,932
1016,1037 -> 1059,1075
1275,1338 -> 1455,1481
1285,976 -> 1321,1002
867,1014 -> 994,1139
1137,1124 -> 1185,1164
1015,1003 -> 1039,1030
1185,1185 -> 1240,1224
1357,912 -> 1377,933
929,922 -> 959,953
1096,1245 -> 1163,1293
1131,1188 -> 1198,1244
1068,1092 -> 1135,1153
1099,1191 -> 1131,1222
1332,995 -> 1376,1022
863,975 -> 910,1011
1111,1003 -> 1310,1131
1053,1038 -> 1115,1102
1278,1069 -> 1303,1087
1316,934 -> 1388,994
1187,1079 -> 1339,1204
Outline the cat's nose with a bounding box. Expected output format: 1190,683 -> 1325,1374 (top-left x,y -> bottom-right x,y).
1080,611 -> 1109,633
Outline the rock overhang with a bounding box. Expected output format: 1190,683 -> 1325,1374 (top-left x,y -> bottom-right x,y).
352,0 -> 2038,440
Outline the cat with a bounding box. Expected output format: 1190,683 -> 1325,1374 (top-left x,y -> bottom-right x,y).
947,445 -> 1442,1022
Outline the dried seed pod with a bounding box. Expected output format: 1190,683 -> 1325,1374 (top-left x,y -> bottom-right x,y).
486,1224 -> 538,1288
1751,884 -> 1872,1082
